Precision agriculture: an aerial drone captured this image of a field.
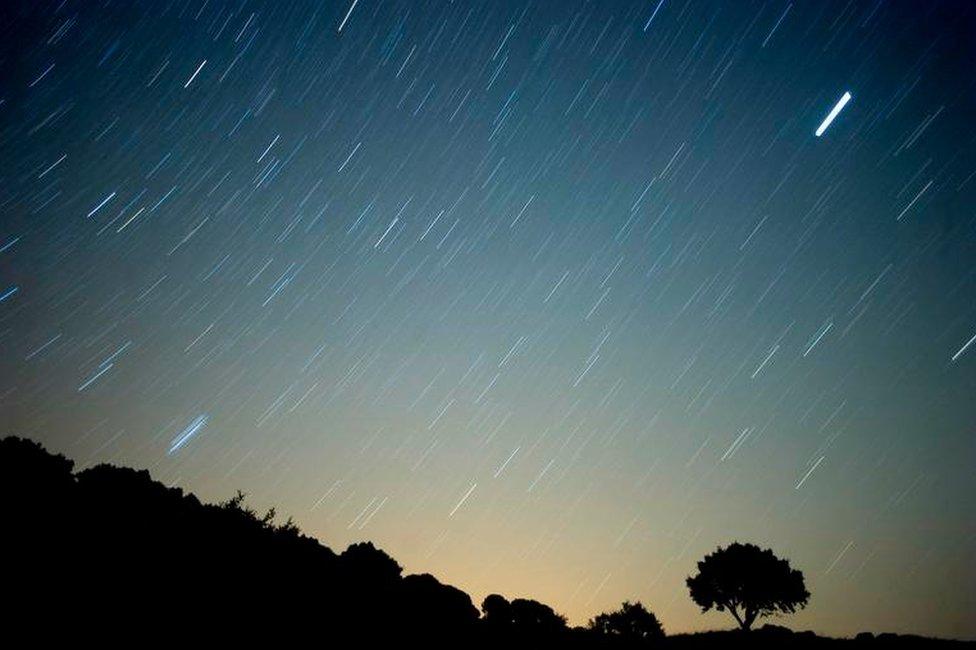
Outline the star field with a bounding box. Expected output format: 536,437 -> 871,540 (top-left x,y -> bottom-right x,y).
2,0 -> 975,638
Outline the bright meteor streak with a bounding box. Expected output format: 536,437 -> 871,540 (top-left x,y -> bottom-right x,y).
168,415 -> 209,454
815,91 -> 852,137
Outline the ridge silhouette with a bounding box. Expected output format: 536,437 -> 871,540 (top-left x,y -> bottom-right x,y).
1,436 -> 971,648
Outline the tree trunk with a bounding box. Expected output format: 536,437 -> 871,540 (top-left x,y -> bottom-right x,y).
728,605 -> 746,630
742,608 -> 757,631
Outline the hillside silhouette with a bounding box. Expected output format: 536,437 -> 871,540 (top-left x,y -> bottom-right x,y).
2,435 -> 971,647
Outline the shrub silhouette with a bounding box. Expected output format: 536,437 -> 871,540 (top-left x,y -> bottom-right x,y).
686,541 -> 809,631
589,600 -> 665,646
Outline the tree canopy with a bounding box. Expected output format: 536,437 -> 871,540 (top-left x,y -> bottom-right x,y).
686,541 -> 810,630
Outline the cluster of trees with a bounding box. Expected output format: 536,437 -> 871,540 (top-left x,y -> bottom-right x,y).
2,435 -> 812,646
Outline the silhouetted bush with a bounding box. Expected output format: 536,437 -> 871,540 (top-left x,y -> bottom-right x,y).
590,600 -> 665,647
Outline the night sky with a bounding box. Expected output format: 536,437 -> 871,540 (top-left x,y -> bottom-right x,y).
2,0 -> 975,639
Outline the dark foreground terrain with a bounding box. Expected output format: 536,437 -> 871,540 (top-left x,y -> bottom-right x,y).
2,435 -> 971,647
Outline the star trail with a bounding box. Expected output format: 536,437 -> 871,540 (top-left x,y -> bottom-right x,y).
1,0 -> 974,639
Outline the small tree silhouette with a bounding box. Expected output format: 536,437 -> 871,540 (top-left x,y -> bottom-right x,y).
482,593 -> 514,625
589,600 -> 664,645
686,541 -> 809,631
510,597 -> 567,631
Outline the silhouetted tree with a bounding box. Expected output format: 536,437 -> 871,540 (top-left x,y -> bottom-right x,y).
589,600 -> 664,646
399,573 -> 479,634
482,593 -> 515,625
686,542 -> 809,631
510,597 -> 568,631
478,594 -> 571,646
340,540 -> 403,584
